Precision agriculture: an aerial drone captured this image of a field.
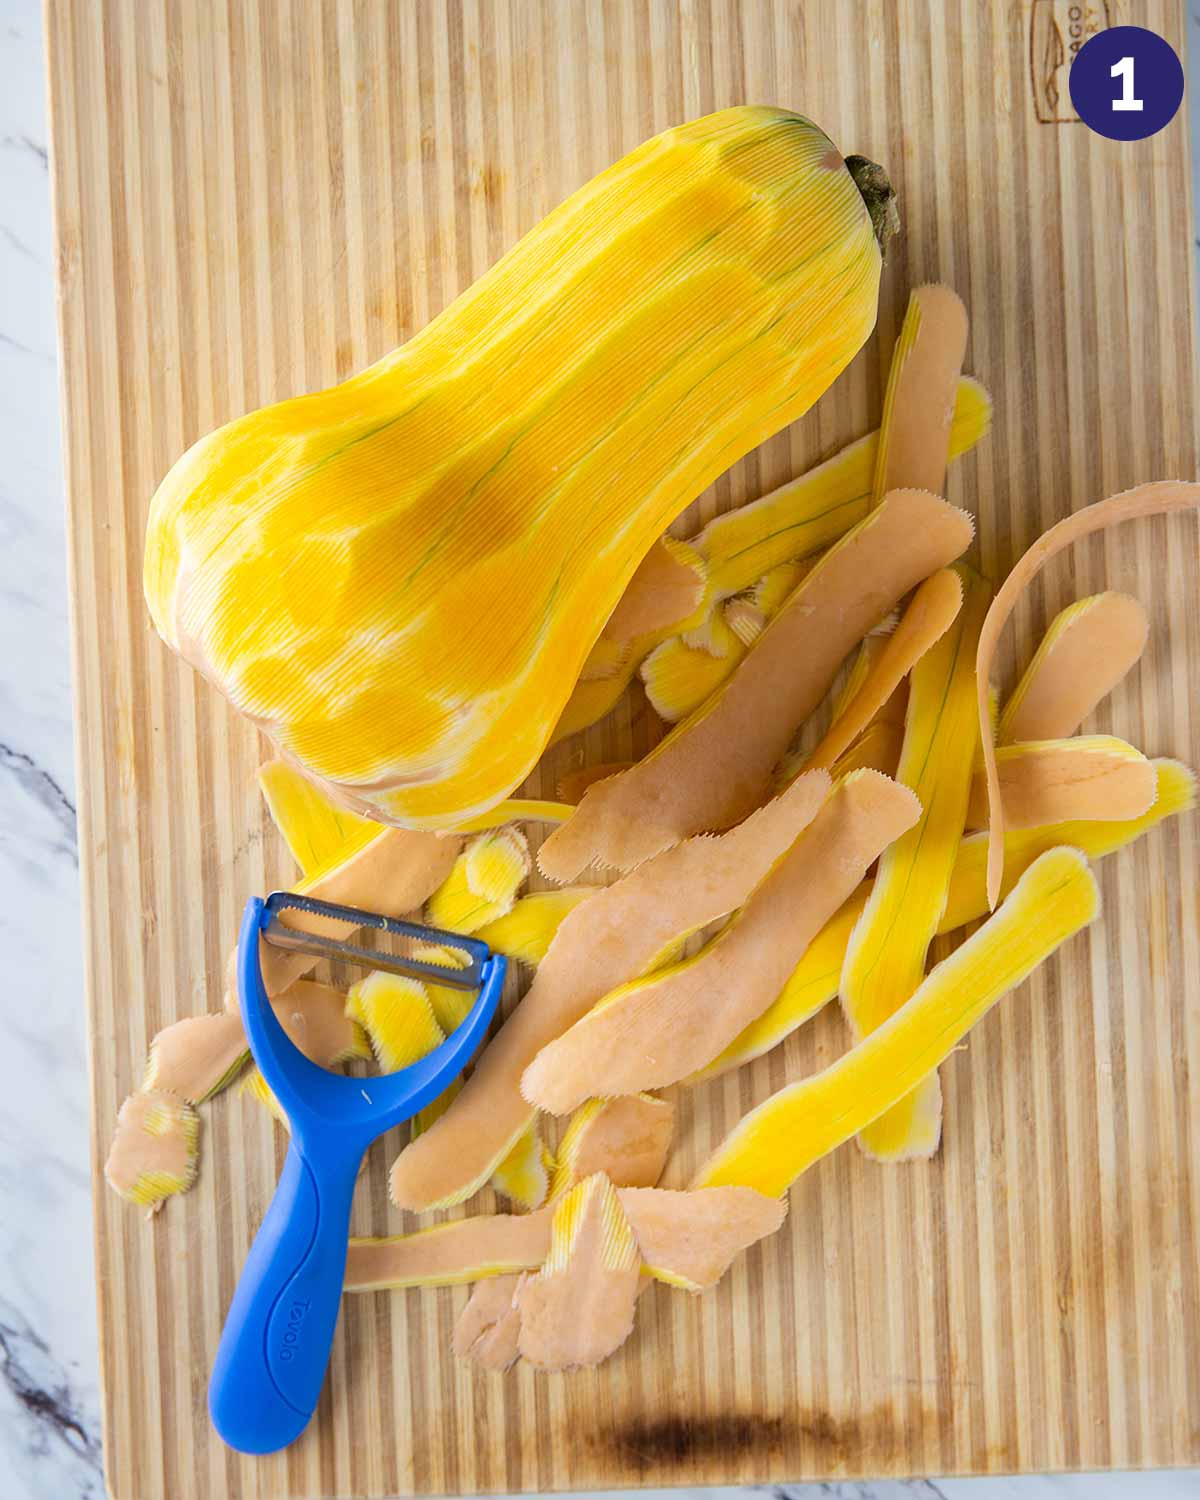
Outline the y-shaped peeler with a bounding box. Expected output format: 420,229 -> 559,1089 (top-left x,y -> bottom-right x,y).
209,891 -> 506,1455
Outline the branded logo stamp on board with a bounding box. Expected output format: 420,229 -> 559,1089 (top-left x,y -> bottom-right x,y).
1030,0 -> 1112,122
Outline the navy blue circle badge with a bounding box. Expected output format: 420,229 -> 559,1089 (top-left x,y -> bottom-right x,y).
1068,25 -> 1184,141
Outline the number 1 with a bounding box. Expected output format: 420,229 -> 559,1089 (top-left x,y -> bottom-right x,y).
1111,56 -> 1143,112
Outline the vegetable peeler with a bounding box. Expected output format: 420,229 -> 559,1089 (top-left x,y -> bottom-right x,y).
209,891 -> 506,1455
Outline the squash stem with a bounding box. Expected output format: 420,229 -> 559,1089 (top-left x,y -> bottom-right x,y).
846,154 -> 899,257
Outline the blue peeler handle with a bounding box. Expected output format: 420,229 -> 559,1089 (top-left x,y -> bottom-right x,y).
208,1128 -> 365,1454
209,895 -> 505,1455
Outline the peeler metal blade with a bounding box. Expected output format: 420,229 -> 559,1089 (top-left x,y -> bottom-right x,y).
260,889 -> 489,988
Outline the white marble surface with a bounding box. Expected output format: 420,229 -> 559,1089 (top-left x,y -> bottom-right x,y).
1,1 -> 1199,1496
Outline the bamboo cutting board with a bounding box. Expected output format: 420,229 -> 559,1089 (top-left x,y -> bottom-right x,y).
47,1 -> 1200,1495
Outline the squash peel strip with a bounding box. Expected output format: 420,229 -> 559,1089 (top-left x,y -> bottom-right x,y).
798,567 -> 964,775
474,889 -> 596,968
539,489 -> 974,881
977,481 -> 1200,907
872,284 -> 968,504
550,674 -> 634,745
515,1174 -> 641,1370
578,535 -> 710,683
641,562 -> 807,723
687,889 -> 868,1083
828,635 -> 884,724
523,770 -> 920,1109
143,1012 -> 251,1104
400,943 -> 475,1032
640,613 -> 745,723
828,720 -> 905,781
549,1095 -> 675,1200
966,735 -> 1157,831
696,375 -> 990,600
558,763 -> 636,804
491,1119 -> 550,1211
839,566 -> 990,1160
998,592 -> 1149,745
551,379 -> 991,743
345,1185 -> 784,1292
696,757 -> 1192,1082
694,847 -> 1100,1197
943,757 -> 1194,927
389,770 -> 832,1211
345,971 -> 446,1073
257,759 -> 380,878
105,1090 -> 200,1211
453,1275 -> 526,1371
427,827 -> 530,933
449,799 -> 574,833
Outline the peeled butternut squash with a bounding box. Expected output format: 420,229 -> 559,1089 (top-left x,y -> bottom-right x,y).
144,107 -> 892,830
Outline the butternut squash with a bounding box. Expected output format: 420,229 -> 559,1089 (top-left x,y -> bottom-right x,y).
145,107 -> 892,830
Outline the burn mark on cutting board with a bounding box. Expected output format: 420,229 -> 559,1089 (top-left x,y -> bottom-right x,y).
597,1402 -> 913,1472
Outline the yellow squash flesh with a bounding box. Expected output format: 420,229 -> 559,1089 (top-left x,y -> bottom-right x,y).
839,566 -> 991,1160
692,756 -> 1193,1082
694,848 -> 1100,1197
145,107 -> 888,829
